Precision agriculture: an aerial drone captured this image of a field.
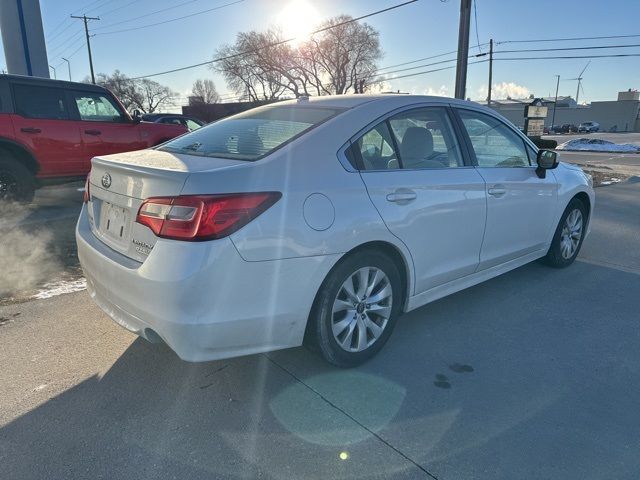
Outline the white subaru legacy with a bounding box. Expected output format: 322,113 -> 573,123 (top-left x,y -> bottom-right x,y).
77,95 -> 594,367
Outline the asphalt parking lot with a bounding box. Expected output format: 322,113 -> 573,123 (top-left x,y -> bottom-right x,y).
1,176 -> 639,479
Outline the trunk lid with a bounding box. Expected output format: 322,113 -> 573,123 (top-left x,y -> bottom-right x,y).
87,149 -> 246,261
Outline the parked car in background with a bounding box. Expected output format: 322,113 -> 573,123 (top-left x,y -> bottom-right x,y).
578,121 -> 600,133
77,95 -> 594,367
141,113 -> 204,131
0,74 -> 187,201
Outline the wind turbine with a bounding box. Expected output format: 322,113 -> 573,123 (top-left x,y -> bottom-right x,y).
568,61 -> 590,105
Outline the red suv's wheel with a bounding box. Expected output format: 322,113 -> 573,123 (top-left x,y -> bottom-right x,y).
0,158 -> 35,202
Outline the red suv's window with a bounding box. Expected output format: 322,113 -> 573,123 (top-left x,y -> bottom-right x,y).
13,84 -> 68,120
72,92 -> 126,123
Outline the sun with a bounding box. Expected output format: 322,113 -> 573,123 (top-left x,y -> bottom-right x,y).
276,0 -> 319,44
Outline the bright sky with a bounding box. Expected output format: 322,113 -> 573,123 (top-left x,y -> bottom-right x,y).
2,0 -> 639,110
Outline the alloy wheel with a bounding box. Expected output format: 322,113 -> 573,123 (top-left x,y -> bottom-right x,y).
560,208 -> 583,259
331,267 -> 393,352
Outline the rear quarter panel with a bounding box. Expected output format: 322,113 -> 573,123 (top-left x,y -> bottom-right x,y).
178,102 -> 418,294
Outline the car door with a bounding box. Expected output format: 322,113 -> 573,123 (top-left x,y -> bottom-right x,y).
353,106 -> 487,294
70,90 -> 146,171
454,108 -> 558,269
9,83 -> 83,177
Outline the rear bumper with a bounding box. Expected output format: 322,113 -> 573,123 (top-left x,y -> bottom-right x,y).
76,205 -> 340,362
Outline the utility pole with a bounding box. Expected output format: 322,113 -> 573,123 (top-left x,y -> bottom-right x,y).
70,15 -> 99,84
487,38 -> 493,106
454,0 -> 472,99
62,57 -> 72,81
552,74 -> 560,127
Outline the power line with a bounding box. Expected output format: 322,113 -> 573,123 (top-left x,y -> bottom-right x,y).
96,0 -> 245,36
94,0 -> 141,17
94,0 -> 205,29
128,0 -> 420,80
473,0 -> 482,53
494,53 -> 640,61
497,33 -> 640,44
374,59 -> 488,84
493,43 -> 640,54
376,43 -> 488,72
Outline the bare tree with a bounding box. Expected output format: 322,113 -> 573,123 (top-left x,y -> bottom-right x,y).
191,79 -> 220,104
301,15 -> 382,95
93,70 -> 138,110
91,71 -> 176,113
214,16 -> 382,100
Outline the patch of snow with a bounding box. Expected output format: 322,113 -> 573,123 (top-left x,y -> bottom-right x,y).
600,178 -> 622,185
32,278 -> 87,300
557,138 -> 640,153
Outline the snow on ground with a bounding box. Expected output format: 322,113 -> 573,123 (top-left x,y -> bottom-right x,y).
557,138 -> 640,153
32,278 -> 87,300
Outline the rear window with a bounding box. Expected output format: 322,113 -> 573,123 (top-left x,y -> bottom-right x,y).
159,104 -> 344,160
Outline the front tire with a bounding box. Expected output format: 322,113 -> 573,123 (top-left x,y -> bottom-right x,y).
543,198 -> 587,268
309,251 -> 403,367
0,157 -> 35,202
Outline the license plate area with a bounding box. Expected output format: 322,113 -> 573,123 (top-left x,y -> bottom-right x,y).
99,201 -> 130,245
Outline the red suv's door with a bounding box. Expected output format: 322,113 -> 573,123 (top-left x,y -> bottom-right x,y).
69,90 -> 147,171
10,83 -> 84,177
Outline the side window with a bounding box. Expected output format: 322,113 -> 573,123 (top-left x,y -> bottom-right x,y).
13,84 -> 68,120
73,92 -> 125,122
388,107 -> 463,169
185,119 -> 201,131
356,121 -> 398,170
458,109 -> 531,167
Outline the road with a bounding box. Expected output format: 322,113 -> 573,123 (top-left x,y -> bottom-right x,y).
1,182 -> 640,479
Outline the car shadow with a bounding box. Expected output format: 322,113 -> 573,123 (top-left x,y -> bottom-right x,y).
1,262 -> 640,480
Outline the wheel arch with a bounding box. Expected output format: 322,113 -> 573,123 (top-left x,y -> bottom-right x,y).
0,137 -> 39,175
303,239 -> 413,347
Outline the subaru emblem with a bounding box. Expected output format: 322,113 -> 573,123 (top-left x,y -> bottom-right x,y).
101,173 -> 112,189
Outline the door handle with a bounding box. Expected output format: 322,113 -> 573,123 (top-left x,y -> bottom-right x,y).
20,127 -> 41,134
386,191 -> 417,203
84,129 -> 101,135
487,186 -> 507,197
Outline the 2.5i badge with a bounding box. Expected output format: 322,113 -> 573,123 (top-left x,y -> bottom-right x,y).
132,238 -> 154,256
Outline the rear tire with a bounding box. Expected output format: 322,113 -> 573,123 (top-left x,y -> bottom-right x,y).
309,250 -> 403,368
543,198 -> 587,268
0,157 -> 35,202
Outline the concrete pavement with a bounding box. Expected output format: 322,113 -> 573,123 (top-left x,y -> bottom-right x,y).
1,182 -> 639,479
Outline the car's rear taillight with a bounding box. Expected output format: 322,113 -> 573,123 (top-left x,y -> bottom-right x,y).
136,192 -> 281,241
83,175 -> 91,203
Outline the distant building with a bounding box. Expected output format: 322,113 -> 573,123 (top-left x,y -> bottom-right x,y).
484,90 -> 640,132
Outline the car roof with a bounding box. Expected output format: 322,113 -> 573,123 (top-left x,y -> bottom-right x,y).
0,73 -> 109,93
276,93 -> 477,110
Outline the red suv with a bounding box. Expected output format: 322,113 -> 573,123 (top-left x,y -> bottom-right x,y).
0,74 -> 187,201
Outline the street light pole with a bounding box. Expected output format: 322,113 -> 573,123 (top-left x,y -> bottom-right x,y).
70,15 -> 99,84
551,74 -> 560,127
48,64 -> 56,79
61,57 -> 72,81
454,0 -> 472,99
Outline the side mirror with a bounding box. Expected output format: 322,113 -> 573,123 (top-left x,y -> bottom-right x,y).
535,149 -> 558,178
131,109 -> 142,124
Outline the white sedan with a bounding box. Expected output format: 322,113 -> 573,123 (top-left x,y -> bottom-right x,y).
77,95 -> 594,367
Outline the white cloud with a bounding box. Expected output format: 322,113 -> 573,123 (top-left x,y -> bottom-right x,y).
424,84 -> 450,97
477,82 -> 531,100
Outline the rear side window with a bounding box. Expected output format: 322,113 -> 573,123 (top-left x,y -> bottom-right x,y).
13,84 -> 68,120
159,105 -> 344,160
